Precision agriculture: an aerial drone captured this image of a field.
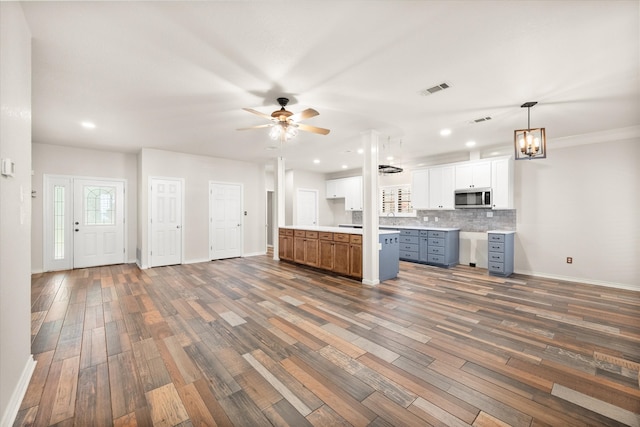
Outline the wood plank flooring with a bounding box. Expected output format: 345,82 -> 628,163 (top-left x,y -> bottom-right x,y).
15,257 -> 640,426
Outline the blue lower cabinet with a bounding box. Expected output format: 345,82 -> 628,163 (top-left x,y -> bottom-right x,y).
487,231 -> 515,277
379,233 -> 399,281
394,228 -> 459,268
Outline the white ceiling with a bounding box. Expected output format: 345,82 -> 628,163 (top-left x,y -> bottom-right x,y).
20,1 -> 640,173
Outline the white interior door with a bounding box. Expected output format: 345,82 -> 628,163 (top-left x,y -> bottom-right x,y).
297,188 -> 318,226
210,182 -> 243,260
73,179 -> 125,269
150,178 -> 183,267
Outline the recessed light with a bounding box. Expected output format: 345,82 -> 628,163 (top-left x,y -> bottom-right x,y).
440,128 -> 451,136
466,140 -> 476,147
357,148 -> 364,154
313,159 -> 320,164
490,151 -> 500,156
386,156 -> 394,161
81,121 -> 96,129
341,165 -> 348,169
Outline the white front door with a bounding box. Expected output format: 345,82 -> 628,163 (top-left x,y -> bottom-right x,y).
73,179 -> 125,269
210,182 -> 243,260
150,178 -> 183,267
297,188 -> 318,226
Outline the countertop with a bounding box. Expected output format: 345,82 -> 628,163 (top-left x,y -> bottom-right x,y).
281,225 -> 399,235
338,224 -> 461,232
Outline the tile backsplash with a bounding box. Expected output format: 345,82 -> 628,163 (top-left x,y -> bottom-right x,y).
351,209 -> 516,232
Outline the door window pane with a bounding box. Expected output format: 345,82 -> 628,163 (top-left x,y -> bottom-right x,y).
84,186 -> 116,225
53,185 -> 65,259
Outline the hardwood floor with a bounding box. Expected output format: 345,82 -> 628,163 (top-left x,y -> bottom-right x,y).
15,257 -> 640,426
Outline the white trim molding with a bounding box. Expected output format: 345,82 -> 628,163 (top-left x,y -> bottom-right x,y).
1,355 -> 36,427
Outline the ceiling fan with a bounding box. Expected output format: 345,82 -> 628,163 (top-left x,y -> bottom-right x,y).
238,97 -> 330,142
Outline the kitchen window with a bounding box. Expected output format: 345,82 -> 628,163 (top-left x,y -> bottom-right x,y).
380,185 -> 415,216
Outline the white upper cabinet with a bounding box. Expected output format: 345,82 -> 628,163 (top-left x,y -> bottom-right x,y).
326,176 -> 362,210
491,157 -> 514,209
411,169 -> 429,209
455,161 -> 491,189
326,178 -> 347,199
345,176 -> 362,211
428,165 -> 455,209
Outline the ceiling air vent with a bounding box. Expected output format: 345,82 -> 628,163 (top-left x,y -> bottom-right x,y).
473,116 -> 492,123
379,164 -> 404,174
419,82 -> 451,96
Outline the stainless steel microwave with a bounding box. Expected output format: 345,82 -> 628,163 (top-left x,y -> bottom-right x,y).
454,188 -> 492,208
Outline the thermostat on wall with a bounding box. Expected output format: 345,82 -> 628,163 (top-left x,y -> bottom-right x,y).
1,158 -> 15,177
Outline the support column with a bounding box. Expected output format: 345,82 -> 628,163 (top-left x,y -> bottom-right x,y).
273,156 -> 286,260
361,130 -> 380,286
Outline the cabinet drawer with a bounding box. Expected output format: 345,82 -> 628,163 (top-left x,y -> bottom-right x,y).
428,230 -> 445,238
428,238 -> 444,247
279,228 -> 293,236
294,230 -> 306,237
305,231 -> 318,239
488,252 -> 504,262
400,243 -> 418,252
319,232 -> 333,241
428,246 -> 444,255
427,254 -> 445,264
334,233 -> 350,243
401,235 -> 419,244
488,233 -> 505,243
350,235 -> 362,244
489,242 -> 504,252
400,251 -> 420,261
488,262 -> 505,273
400,229 -> 419,237
419,230 -> 429,237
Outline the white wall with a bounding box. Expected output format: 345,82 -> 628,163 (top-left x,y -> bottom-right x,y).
138,148 -> 267,267
31,143 -> 138,272
515,137 -> 639,289
0,3 -> 35,425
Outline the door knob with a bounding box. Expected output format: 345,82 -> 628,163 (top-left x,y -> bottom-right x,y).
176,225 -> 181,229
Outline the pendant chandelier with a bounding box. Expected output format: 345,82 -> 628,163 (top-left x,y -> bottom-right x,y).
514,101 -> 546,160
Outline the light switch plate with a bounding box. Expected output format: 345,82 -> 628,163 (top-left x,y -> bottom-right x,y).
1,158 -> 15,177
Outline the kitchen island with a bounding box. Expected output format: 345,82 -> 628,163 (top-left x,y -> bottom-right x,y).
278,226 -> 400,281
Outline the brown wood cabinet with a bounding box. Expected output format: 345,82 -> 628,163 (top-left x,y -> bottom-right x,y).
318,233 -> 335,270
349,234 -> 363,278
334,240 -> 351,276
278,228 -> 294,261
293,230 -> 319,267
280,228 -> 362,279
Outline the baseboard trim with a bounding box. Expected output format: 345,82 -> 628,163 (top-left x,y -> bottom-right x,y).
183,258 -> 210,265
515,270 -> 638,292
1,355 -> 36,427
243,251 -> 266,258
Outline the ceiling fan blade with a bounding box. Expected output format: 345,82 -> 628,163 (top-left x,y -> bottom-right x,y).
298,123 -> 330,135
237,123 -> 274,131
289,108 -> 319,122
242,107 -> 275,121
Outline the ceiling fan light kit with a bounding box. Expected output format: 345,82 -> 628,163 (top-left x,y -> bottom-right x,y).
239,97 -> 330,143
